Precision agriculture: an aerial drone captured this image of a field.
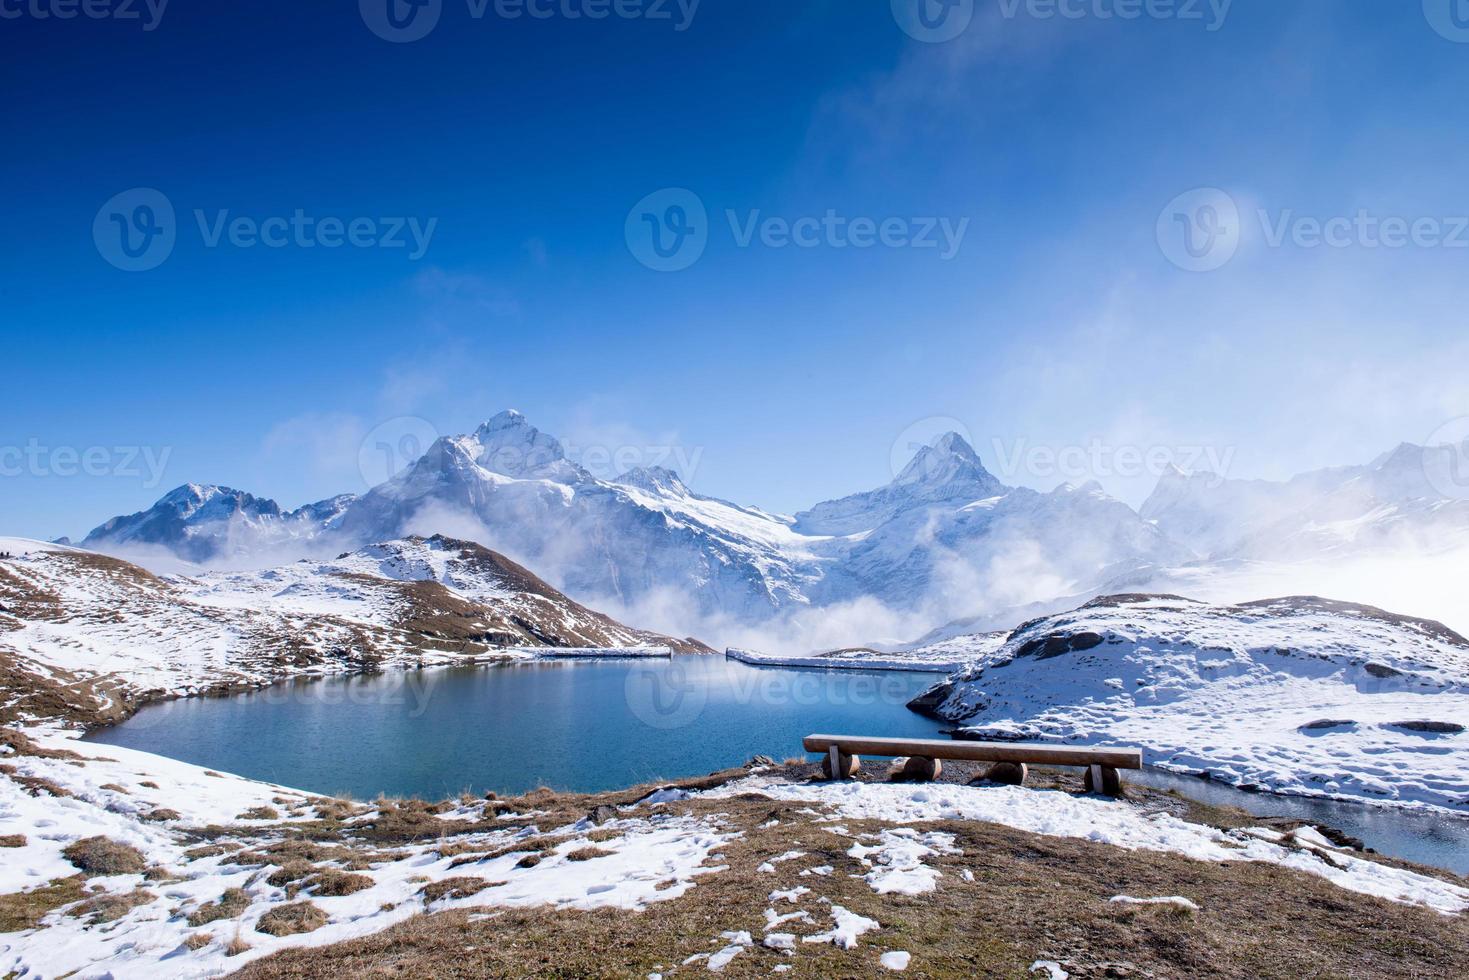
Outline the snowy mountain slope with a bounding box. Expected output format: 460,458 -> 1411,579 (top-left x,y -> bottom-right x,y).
0,536 -> 705,727
81,484 -> 356,565
1141,443 -> 1469,561
80,414 -> 1189,634
793,433 -> 1006,537
909,594 -> 1469,811
331,412 -> 824,623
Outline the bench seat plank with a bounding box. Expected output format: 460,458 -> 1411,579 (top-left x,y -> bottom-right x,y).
803,734 -> 1142,771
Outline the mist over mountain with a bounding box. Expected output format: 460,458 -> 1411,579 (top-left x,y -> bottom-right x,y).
79,411 -> 1469,649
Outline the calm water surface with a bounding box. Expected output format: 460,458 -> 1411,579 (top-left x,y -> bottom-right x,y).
86,656 -> 1469,874
86,657 -> 946,799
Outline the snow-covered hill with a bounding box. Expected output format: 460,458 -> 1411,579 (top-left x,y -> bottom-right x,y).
908,594 -> 1469,811
80,412 -> 1188,635
0,536 -> 705,727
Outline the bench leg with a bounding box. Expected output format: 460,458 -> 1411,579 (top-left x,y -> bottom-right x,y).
823,747 -> 860,780
982,762 -> 1027,786
1085,764 -> 1123,797
900,756 -> 942,781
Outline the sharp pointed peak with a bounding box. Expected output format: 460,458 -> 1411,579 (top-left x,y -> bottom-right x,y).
931,431 -> 978,458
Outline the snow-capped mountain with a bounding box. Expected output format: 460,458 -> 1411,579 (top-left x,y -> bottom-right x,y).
83,484 -> 356,564
80,412 -> 1186,632
908,593 -> 1469,811
0,535 -> 705,726
1141,442 -> 1469,561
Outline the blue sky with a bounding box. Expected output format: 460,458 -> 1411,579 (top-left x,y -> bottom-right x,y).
3,0 -> 1469,539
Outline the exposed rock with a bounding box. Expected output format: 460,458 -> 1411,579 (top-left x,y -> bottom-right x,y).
586,805 -> 619,826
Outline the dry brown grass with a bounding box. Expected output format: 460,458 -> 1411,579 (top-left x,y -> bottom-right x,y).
141,807 -> 181,822
0,834 -> 26,847
0,765 -> 74,799
420,877 -> 493,903
186,887 -> 252,927
0,876 -> 86,932
563,846 -> 615,863
184,933 -> 213,951
62,836 -> 147,875
70,887 -> 155,923
239,805 -> 281,821
183,842 -> 243,861
0,727 -> 85,760
303,869 -> 375,897
256,901 -> 328,937
230,765 -> 1469,980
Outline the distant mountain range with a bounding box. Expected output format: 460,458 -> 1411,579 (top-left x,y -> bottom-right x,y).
77,411 -> 1469,641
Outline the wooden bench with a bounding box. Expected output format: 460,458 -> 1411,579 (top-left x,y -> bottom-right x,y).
803,733 -> 1144,796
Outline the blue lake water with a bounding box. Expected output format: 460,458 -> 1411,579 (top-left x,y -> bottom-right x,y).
86,656 -> 1469,874
85,657 -> 947,800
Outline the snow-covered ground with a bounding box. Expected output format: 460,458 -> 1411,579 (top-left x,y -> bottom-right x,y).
704,776 -> 1469,914
910,595 -> 1469,812
0,727 -> 736,979
4,730 -> 1466,980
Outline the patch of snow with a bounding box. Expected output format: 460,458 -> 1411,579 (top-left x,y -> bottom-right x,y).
881,950 -> 912,971
1109,895 -> 1200,911
801,905 -> 880,949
